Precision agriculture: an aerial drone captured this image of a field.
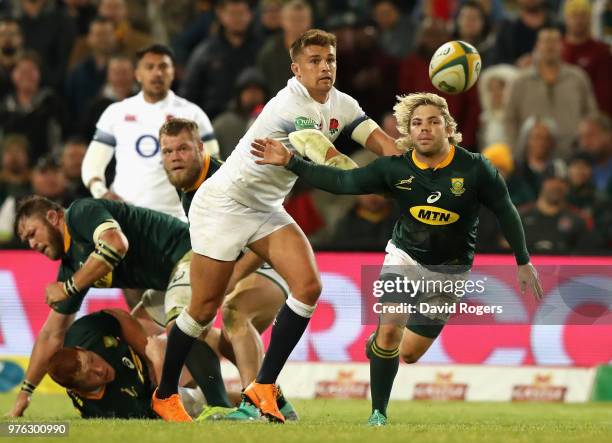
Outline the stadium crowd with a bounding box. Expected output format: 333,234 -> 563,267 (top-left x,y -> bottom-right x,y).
0,0 -> 610,254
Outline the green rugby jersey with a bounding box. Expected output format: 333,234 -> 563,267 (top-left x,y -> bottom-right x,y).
179,154 -> 222,215
63,311 -> 156,419
54,199 -> 191,314
287,145 -> 529,267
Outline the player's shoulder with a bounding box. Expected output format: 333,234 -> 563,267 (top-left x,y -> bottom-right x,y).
453,145 -> 487,166
332,86 -> 360,108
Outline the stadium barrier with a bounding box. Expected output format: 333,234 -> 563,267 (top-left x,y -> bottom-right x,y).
1,251 -> 610,399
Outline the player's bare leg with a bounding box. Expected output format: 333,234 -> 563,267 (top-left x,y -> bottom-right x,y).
243,224 -> 321,423
153,254 -> 235,422
222,274 -> 284,386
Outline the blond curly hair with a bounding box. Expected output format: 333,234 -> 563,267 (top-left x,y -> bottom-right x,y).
393,92 -> 462,151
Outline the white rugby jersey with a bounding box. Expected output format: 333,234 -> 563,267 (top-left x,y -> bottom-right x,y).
206,77 -> 371,211
93,91 -> 217,220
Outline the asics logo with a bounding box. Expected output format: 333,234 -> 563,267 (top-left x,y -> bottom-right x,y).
427,191 -> 442,203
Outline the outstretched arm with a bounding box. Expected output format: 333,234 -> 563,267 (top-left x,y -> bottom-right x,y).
7,311 -> 75,417
251,138 -> 389,195
479,161 -> 543,299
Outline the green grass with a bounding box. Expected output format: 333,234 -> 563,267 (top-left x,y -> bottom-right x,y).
1,394 -> 611,443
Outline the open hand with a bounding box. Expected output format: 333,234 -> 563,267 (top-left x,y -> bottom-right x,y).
7,391 -> 30,417
251,138 -> 292,166
517,263 -> 543,300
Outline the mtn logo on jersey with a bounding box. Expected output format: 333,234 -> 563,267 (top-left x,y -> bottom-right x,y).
124,114 -> 136,122
410,205 -> 460,225
295,116 -> 321,130
395,176 -> 415,190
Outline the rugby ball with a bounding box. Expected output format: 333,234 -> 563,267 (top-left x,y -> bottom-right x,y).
429,40 -> 481,94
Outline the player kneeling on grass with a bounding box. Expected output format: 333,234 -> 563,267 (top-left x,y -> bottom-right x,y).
251,92 -> 544,426
157,117 -> 298,421
47,309 -> 201,419
8,196 -> 234,420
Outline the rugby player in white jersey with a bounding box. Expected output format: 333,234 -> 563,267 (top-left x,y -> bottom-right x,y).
81,43 -> 219,221
153,29 -> 400,422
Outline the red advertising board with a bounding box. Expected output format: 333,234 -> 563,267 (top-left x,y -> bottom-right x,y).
1,251 -> 611,367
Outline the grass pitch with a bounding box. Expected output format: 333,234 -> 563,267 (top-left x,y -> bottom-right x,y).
1,394 -> 610,443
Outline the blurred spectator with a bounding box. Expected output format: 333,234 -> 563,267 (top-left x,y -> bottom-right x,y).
181,0 -> 262,119
97,0 -> 152,59
31,155 -> 73,206
256,0 -> 284,38
566,151 -> 598,212
60,137 -> 89,200
483,142 -> 535,206
576,113 -> 612,193
63,0 -> 98,36
65,17 -> 118,116
18,0 -> 77,89
80,54 -> 136,140
256,0 -> 313,95
371,0 -> 418,58
451,0 -> 494,66
170,0 -> 217,66
505,27 -> 597,159
591,0 -> 612,45
381,112 -> 401,139
398,17 -> 481,150
561,0 -> 612,117
490,0 -> 555,67
0,52 -> 69,164
212,67 -> 267,160
458,0 -> 507,25
0,134 -> 31,196
0,17 -> 24,97
332,14 -> 399,123
514,116 -> 566,197
520,170 -> 599,254
477,64 -> 517,147
0,134 -> 31,248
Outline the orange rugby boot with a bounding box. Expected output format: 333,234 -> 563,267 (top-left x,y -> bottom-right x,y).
243,382 -> 285,423
151,388 -> 193,422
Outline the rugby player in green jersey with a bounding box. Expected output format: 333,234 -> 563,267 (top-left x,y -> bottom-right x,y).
157,118 -> 298,421
251,92 -> 543,426
9,196 -> 232,420
47,309 -> 161,419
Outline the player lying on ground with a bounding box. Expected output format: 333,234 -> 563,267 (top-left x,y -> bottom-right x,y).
47,309 -> 208,419
157,117 -> 297,421
153,28 -> 400,423
251,92 -> 544,426
8,196 -> 238,418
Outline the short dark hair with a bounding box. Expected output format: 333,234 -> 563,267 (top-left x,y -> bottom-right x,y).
135,43 -> 175,64
15,50 -> 42,70
48,348 -> 83,390
290,29 -> 337,61
159,118 -> 199,141
15,195 -> 64,228
217,0 -> 253,8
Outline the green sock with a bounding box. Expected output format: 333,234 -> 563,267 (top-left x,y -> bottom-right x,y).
185,340 -> 232,407
367,336 -> 399,417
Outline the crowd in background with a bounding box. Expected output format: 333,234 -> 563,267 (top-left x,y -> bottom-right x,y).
0,0 -> 610,254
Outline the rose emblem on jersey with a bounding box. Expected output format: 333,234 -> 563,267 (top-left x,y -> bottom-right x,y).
329,118 -> 339,135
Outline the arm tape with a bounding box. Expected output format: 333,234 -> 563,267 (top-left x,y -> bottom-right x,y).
351,119 -> 380,147
93,219 -> 121,243
91,239 -> 125,269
